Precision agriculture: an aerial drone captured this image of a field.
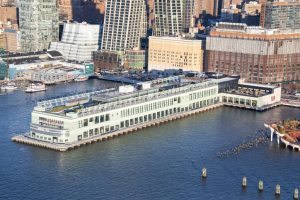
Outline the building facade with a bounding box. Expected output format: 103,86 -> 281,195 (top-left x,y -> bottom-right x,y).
101,0 -> 146,52
50,22 -> 101,62
206,23 -> 300,84
153,0 -> 183,36
19,0 -> 59,52
260,0 -> 300,29
93,50 -> 123,73
58,0 -> 105,24
0,30 -> 19,52
124,49 -> 146,71
0,59 -> 6,80
148,36 -> 204,72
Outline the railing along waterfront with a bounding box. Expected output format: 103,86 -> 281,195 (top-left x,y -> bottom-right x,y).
77,80 -> 217,118
36,88 -> 116,109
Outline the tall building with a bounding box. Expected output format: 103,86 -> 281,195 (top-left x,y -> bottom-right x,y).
206,23 -> 300,84
196,0 -> 222,18
222,0 -> 243,9
50,22 -> 101,61
260,0 -> 300,29
153,0 -> 183,36
148,36 -> 204,72
58,0 -> 105,24
19,0 -> 59,52
101,0 -> 146,52
184,0 -> 194,31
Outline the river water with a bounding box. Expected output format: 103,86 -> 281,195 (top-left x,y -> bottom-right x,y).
0,79 -> 300,200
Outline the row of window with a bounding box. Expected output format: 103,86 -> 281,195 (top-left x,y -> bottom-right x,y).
79,114 -> 110,128
189,89 -> 217,101
120,97 -> 180,118
78,98 -> 218,141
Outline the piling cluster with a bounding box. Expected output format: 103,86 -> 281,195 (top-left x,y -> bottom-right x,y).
239,177 -> 298,199
217,129 -> 269,158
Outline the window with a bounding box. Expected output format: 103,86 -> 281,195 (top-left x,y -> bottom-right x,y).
95,128 -> 99,135
83,131 -> 88,138
105,126 -> 109,133
100,115 -> 104,122
157,112 -> 160,118
110,126 -> 115,131
95,116 -> 99,124
153,113 -> 156,119
89,129 -> 94,137
89,117 -> 94,123
100,127 -> 104,134
83,119 -> 88,127
120,121 -> 125,128
105,114 -> 110,121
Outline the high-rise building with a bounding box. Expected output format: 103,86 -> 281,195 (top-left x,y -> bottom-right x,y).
206,23 -> 300,84
19,0 -> 59,52
260,0 -> 300,29
58,0 -> 105,24
195,0 -> 222,18
222,0 -> 243,9
153,0 -> 183,36
101,0 -> 146,52
184,0 -> 196,31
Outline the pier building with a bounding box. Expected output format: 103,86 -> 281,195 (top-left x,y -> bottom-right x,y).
12,75 -> 282,150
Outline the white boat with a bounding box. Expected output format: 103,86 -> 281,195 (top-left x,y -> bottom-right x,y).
1,82 -> 18,91
25,83 -> 46,93
74,75 -> 89,82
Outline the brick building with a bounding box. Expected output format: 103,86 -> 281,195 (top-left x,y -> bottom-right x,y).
206,23 -> 300,84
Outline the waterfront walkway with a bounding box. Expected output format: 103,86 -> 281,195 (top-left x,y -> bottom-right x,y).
12,103 -> 223,152
264,124 -> 300,152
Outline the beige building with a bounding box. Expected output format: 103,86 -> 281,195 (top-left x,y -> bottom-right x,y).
148,36 -> 204,72
0,31 -> 19,52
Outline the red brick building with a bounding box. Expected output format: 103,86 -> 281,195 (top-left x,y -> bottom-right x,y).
206,23 -> 300,84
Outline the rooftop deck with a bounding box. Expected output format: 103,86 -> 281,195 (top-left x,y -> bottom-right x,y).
34,77 -> 217,118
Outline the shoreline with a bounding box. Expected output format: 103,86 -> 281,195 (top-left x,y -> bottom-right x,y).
11,102 -> 300,152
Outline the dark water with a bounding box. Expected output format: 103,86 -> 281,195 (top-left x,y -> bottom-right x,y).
0,80 -> 300,200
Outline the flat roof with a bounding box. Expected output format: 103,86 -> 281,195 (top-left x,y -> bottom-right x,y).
239,82 -> 278,89
213,77 -> 238,83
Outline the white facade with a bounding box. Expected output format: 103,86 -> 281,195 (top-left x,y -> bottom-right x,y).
25,77 -> 281,145
28,80 -> 220,144
221,83 -> 281,108
101,0 -> 147,52
50,22 -> 101,61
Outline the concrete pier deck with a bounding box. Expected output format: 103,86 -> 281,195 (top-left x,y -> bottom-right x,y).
12,103 -> 223,152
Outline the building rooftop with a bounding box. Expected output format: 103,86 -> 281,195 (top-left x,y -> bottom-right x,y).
47,50 -> 63,58
34,76 -> 218,117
